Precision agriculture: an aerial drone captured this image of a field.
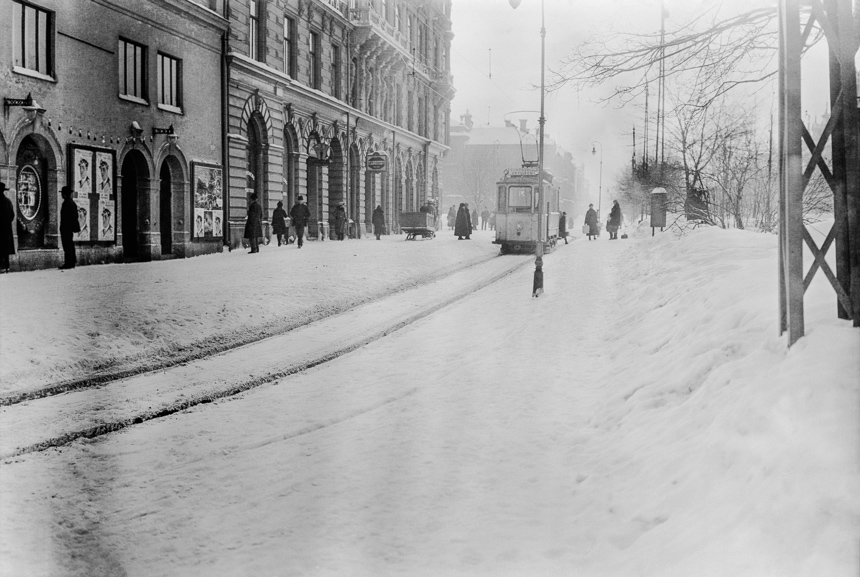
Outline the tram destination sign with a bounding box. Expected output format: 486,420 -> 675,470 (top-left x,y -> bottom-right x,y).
366,151 -> 388,172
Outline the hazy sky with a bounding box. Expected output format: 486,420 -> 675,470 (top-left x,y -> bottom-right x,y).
447,0 -> 801,204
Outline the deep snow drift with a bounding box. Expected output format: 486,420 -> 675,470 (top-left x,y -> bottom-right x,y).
0,221 -> 857,577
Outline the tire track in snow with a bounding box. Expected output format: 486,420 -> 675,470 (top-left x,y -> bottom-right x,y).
0,255 -> 533,461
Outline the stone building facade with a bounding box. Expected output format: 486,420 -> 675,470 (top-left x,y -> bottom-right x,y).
225,0 -> 453,246
0,0 -> 228,271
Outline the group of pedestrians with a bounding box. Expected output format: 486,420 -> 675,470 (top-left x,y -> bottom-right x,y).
584,200 -> 623,241
243,194 -> 317,251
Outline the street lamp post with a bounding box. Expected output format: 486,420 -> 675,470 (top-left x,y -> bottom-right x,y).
511,0 -> 546,297
591,141 -> 603,221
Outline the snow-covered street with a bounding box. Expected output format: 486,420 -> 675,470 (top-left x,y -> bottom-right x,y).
1,224 -> 858,576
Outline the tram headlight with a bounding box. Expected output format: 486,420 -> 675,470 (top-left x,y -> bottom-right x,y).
515,221 -> 524,231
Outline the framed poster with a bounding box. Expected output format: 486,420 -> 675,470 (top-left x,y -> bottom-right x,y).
192,162 -> 223,239
68,144 -> 116,243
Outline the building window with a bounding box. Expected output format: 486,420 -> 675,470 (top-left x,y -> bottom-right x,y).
381,0 -> 387,20
249,0 -> 259,60
309,31 -> 320,89
118,39 -> 147,102
12,1 -> 54,77
283,16 -> 295,76
407,16 -> 413,50
157,53 -> 181,110
331,44 -> 341,100
395,6 -> 402,32
407,89 -> 413,132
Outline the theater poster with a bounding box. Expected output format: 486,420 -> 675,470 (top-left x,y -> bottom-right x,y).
192,162 -> 223,239
69,144 -> 116,243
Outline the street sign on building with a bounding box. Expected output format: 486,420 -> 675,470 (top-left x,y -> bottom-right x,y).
366,151 -> 388,172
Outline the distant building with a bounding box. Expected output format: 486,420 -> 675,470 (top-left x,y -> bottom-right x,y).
0,0 -> 228,271
438,111 -> 588,218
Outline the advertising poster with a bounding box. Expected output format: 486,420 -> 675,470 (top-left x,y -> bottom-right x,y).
69,144 -> 115,243
98,199 -> 115,241
96,151 -> 113,198
73,148 -> 93,201
74,202 -> 90,242
192,162 -> 223,239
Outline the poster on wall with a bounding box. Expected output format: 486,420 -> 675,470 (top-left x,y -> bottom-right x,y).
98,199 -> 115,241
96,151 -> 113,198
69,144 -> 116,243
192,162 -> 223,239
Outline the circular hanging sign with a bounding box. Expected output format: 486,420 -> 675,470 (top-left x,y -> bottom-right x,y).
16,165 -> 41,221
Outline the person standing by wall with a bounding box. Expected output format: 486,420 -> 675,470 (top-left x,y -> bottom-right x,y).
372,204 -> 386,240
244,193 -> 263,253
272,201 -> 289,246
584,203 -> 599,241
559,211 -> 568,244
59,186 -> 80,269
0,182 -> 15,273
289,195 -> 310,248
334,201 -> 347,241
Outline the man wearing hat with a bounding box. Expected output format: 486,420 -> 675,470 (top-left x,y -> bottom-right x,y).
289,195 -> 310,248
333,201 -> 347,241
59,186 -> 81,269
0,182 -> 15,272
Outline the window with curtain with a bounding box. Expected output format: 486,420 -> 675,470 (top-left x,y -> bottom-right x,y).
12,1 -> 54,77
157,53 -> 181,110
118,38 -> 147,102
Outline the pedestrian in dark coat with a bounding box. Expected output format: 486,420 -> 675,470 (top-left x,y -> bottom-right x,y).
372,205 -> 386,240
0,182 -> 15,272
244,193 -> 263,252
289,195 -> 311,248
272,201 -> 289,246
334,202 -> 347,240
559,211 -> 568,244
607,200 -> 622,240
584,203 -> 599,240
454,203 -> 471,240
481,208 -> 490,230
447,205 -> 456,230
59,186 -> 80,269
471,207 -> 479,230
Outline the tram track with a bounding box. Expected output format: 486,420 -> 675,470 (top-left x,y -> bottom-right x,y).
0,253 -> 499,409
0,253 -> 533,461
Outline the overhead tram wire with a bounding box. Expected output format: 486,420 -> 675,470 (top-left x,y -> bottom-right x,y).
450,44 -> 521,108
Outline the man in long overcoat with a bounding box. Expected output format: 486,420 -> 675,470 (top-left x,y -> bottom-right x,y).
372,205 -> 386,240
59,186 -> 80,269
584,203 -> 599,240
334,202 -> 347,240
289,195 -> 311,248
455,203 -> 471,240
608,200 -> 622,240
244,193 -> 263,253
272,200 -> 289,246
0,182 -> 15,272
559,211 -> 568,244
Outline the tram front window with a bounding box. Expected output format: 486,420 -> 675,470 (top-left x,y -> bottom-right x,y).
508,186 -> 532,211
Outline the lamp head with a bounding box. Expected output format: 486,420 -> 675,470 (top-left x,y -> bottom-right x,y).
591,146 -> 596,156
509,0 -> 522,7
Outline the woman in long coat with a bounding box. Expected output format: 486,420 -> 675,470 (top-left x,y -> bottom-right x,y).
454,203 -> 471,240
272,201 -> 288,246
244,193 -> 263,252
372,205 -> 386,240
584,203 -> 599,240
334,202 -> 347,240
447,205 -> 456,230
607,200 -> 622,240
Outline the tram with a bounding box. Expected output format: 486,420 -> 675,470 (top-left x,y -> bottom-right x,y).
493,165 -> 560,254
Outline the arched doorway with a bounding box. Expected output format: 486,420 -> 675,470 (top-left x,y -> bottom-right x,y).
405,160 -> 414,212
120,150 -> 149,259
15,136 -> 51,250
159,163 -> 172,255
393,156 -> 403,232
349,144 -> 362,234
328,137 -> 345,238
283,125 -> 298,208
